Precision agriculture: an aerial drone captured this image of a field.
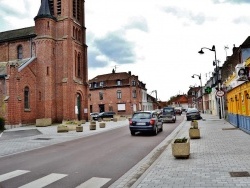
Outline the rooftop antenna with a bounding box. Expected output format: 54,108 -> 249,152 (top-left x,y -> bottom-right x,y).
113,65 -> 119,72
224,45 -> 229,60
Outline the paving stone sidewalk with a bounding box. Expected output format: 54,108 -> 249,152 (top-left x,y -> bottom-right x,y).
131,113 -> 250,188
0,120 -> 128,158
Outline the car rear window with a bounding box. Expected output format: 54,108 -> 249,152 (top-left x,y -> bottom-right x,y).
133,112 -> 151,119
187,109 -> 198,113
163,108 -> 174,113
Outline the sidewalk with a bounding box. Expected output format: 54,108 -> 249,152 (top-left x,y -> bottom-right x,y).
128,113 -> 250,188
0,120 -> 128,158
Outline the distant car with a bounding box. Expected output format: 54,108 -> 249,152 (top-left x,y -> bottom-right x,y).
160,107 -> 176,123
94,111 -> 115,120
129,111 -> 163,136
90,112 -> 99,119
175,107 -> 182,115
186,108 -> 202,121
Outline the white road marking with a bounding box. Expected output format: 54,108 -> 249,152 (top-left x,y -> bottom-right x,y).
0,170 -> 30,182
19,173 -> 67,188
76,177 -> 111,188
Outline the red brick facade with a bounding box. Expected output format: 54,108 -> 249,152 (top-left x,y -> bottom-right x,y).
0,0 -> 88,125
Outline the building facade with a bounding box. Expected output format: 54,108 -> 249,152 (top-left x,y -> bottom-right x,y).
0,0 -> 88,125
88,71 -> 147,116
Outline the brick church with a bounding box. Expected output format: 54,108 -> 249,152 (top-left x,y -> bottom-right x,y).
0,0 -> 88,125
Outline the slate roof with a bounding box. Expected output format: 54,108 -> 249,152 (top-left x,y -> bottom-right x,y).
34,0 -> 56,21
89,72 -> 132,82
0,26 -> 36,43
241,36 -> 250,48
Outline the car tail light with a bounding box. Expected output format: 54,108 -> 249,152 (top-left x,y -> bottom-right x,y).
149,119 -> 155,125
129,120 -> 133,125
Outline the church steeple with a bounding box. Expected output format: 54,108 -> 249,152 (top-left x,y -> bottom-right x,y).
34,0 -> 56,21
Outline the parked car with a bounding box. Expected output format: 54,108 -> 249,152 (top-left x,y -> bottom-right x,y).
186,108 -> 202,121
94,111 -> 116,120
160,106 -> 176,123
129,111 -> 163,136
90,112 -> 99,119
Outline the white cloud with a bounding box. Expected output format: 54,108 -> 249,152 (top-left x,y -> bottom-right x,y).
1,0 -> 250,101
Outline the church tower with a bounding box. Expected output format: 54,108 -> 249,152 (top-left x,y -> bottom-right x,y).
34,0 -> 88,122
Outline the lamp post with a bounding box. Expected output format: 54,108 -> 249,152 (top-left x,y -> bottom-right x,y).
198,45 -> 222,119
191,74 -> 204,113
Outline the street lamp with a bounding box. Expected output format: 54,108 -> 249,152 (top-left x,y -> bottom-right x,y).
198,45 -> 222,119
191,74 -> 204,113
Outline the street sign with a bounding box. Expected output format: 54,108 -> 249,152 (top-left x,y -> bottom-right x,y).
205,87 -> 212,94
216,90 -> 225,97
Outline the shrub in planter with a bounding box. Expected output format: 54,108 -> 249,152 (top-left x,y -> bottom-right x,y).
57,125 -> 69,133
172,137 -> 190,159
189,127 -> 200,139
0,117 -> 5,131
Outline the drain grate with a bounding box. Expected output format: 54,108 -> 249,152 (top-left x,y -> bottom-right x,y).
222,128 -> 238,130
229,171 -> 250,177
33,138 -> 52,140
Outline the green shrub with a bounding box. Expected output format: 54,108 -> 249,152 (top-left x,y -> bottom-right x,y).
0,117 -> 5,131
174,137 -> 188,143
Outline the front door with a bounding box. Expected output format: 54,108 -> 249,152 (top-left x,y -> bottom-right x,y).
99,104 -> 105,113
77,94 -> 81,120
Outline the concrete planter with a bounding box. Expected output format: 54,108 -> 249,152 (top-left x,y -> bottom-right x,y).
112,118 -> 117,122
99,122 -> 106,128
103,118 -> 111,121
76,126 -> 83,132
57,125 -> 69,133
90,121 -> 96,130
171,138 -> 190,159
36,118 -> 52,127
189,128 -> 200,139
191,121 -> 198,128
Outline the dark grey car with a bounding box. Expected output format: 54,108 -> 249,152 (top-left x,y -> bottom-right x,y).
94,111 -> 115,120
129,111 -> 163,136
186,108 -> 202,121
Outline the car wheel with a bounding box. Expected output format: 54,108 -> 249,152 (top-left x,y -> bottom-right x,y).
153,126 -> 158,135
131,131 -> 135,136
159,124 -> 163,132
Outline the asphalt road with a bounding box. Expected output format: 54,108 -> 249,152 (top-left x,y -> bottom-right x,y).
0,115 -> 184,188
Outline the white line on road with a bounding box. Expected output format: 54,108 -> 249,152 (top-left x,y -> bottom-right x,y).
0,170 -> 30,182
18,173 -> 67,188
76,177 -> 111,188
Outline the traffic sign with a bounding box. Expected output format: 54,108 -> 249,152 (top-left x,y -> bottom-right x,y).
216,90 -> 225,97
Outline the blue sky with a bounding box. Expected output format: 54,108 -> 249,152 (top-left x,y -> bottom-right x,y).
1,0 -> 250,101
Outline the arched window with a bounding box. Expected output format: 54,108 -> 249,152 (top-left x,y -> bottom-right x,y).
73,0 -> 76,18
17,45 -> 23,59
73,0 -> 81,21
24,86 -> 30,109
77,53 -> 81,77
75,51 -> 77,77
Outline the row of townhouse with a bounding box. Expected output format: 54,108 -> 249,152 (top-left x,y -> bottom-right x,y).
195,36 -> 250,134
88,70 -> 159,117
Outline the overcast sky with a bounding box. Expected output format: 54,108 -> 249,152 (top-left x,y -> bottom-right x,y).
1,0 -> 250,101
